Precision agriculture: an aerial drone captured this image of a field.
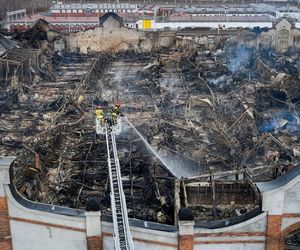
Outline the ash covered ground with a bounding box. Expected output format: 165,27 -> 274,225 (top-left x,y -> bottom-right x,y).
1,40 -> 300,224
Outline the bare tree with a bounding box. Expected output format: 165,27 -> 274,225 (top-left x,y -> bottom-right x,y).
0,0 -> 50,19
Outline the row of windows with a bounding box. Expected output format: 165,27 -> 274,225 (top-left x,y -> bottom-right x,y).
53,4 -> 137,9
11,23 -> 98,27
52,9 -> 136,13
191,13 -> 270,17
51,23 -> 97,26
7,14 -> 26,21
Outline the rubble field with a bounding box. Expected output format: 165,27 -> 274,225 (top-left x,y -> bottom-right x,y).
1,39 -> 300,226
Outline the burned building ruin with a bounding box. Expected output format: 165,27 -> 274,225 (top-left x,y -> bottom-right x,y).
1,13 -> 300,250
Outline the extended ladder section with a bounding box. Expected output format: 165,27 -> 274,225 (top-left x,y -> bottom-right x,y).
105,127 -> 134,250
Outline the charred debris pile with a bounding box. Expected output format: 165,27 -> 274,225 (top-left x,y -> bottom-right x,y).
0,40 -> 300,224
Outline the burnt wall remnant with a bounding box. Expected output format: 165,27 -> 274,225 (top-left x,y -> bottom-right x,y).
0,15 -> 300,241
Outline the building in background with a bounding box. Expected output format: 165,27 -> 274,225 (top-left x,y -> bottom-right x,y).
5,2 -> 300,32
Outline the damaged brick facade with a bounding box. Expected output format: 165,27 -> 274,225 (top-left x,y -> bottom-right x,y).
0,156 -> 300,249
266,215 -> 282,250
0,197 -> 12,250
87,236 -> 103,250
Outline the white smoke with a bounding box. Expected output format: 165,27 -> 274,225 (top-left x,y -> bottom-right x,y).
228,46 -> 252,73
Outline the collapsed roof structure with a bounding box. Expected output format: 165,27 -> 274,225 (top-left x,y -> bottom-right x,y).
0,14 -> 300,248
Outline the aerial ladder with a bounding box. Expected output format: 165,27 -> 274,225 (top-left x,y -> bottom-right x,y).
95,109 -> 134,250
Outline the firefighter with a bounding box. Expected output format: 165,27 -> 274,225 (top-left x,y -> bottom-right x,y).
115,104 -> 121,115
95,106 -> 105,126
111,104 -> 121,126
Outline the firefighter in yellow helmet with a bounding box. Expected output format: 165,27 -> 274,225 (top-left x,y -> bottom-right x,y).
95,106 -> 105,126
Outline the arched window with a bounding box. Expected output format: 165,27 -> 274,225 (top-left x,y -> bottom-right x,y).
277,29 -> 289,52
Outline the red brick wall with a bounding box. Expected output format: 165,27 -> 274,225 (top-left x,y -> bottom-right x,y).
0,239 -> 13,250
0,197 -> 12,250
87,236 -> 103,250
266,215 -> 283,250
179,235 -> 193,250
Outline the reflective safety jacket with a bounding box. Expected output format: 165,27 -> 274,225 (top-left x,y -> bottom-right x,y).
95,109 -> 104,119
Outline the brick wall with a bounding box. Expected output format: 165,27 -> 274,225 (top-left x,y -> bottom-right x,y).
0,197 -> 12,250
87,236 -> 103,250
178,235 -> 193,250
266,214 -> 282,250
